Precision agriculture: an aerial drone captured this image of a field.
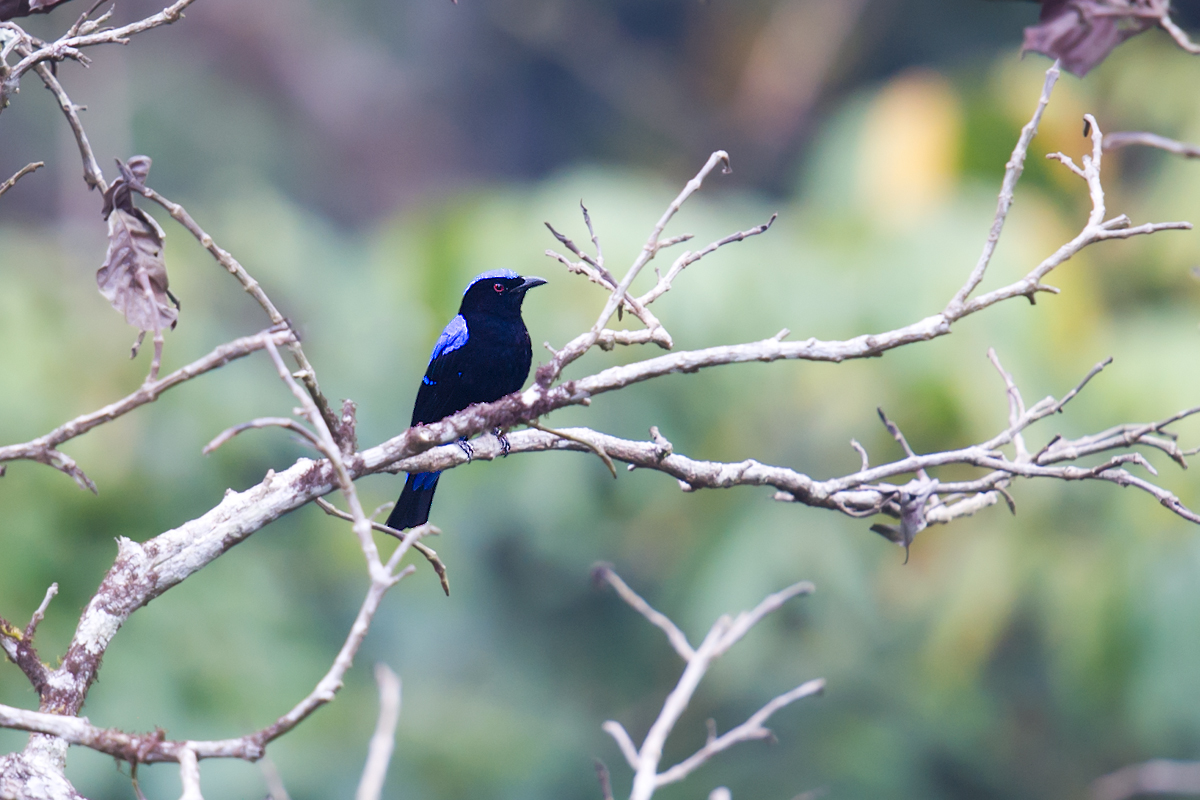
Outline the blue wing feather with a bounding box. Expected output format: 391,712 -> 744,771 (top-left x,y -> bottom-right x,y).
429,314 -> 470,364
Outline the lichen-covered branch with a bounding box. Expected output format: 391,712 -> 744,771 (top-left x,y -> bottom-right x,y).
2,46 -> 1199,800
0,526 -> 428,766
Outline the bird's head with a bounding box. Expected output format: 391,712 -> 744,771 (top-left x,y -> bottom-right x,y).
459,269 -> 547,316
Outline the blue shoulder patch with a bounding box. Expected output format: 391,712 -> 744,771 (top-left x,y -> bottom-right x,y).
430,314 -> 469,362
464,268 -> 519,294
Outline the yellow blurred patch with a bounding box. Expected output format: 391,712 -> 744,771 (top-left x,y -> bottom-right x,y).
858,70 -> 963,225
920,528 -> 1018,687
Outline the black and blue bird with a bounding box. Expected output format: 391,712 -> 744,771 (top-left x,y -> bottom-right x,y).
386,269 -> 547,530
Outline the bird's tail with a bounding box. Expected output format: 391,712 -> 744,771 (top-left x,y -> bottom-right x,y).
385,471 -> 441,530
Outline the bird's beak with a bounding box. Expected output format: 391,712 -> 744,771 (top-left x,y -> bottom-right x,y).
517,276 -> 548,293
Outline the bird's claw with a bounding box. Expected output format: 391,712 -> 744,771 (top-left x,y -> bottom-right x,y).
494,428 -> 510,457
456,438 -> 474,462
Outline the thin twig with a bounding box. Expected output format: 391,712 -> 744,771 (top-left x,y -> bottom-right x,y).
1092,759 -> 1200,800
31,58 -> 107,192
595,759 -> 615,800
654,678 -> 826,788
1104,130 -> 1200,158
260,759 -> 291,800
600,570 -> 820,800
1053,356 -> 1113,413
202,417 -> 323,455
987,348 -> 1030,462
1159,12 -> 1200,54
355,664 -> 401,800
637,213 -> 776,307
126,181 -> 340,438
594,565 -> 694,660
876,408 -> 933,482
261,339 -> 382,575
528,419 -> 617,478
850,439 -> 869,472
0,161 -> 42,197
540,150 -> 732,385
0,328 -> 296,484
947,61 -> 1060,314
314,497 -> 450,596
24,584 -> 57,641
5,0 -> 198,85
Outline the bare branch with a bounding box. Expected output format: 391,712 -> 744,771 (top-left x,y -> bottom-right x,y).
580,202 -> 611,283
601,721 -> 640,771
0,160 -> 41,197
355,664 -> 401,800
0,327 -> 297,484
637,213 -> 776,307
0,530 -> 430,764
600,571 -> 820,800
944,109 -> 1189,324
1091,759 -> 1200,800
202,417 -> 323,455
540,150 -> 731,384
1104,130 -> 1200,158
177,747 -> 202,800
595,565 -> 694,660
4,0 -> 198,87
601,150 -> 730,325
261,338 -> 383,577
877,407 -> 932,480
1158,12 -> 1200,54
655,678 -> 826,788
594,759 -> 615,800
947,61 -> 1059,314
66,2 -> 116,39
1053,356 -> 1113,414
544,220 -> 667,342
0,609 -> 50,698
260,759 -> 291,800
850,439 -> 869,472
35,61 -> 106,192
528,419 -> 617,478
24,583 -> 57,641
987,348 -> 1030,462
712,580 -> 814,658
357,349 -> 1200,532
125,179 -> 340,437
314,498 -> 450,596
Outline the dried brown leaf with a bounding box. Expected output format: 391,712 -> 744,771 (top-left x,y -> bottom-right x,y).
0,0 -> 74,20
1022,0 -> 1159,76
98,156 -> 177,335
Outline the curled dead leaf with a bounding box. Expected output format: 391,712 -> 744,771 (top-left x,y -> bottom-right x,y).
1019,0 -> 1160,76
98,156 -> 178,344
0,0 -> 75,21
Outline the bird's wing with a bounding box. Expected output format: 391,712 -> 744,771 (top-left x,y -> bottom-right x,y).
429,314 -> 469,362
412,314 -> 472,425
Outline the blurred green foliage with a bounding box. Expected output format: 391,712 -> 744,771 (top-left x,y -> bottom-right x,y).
3,9 -> 1200,800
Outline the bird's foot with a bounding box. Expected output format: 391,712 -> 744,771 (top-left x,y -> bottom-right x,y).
494,427 -> 510,457
456,438 -> 474,462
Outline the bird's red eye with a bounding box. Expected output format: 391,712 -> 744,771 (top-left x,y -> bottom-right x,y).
493,283 -> 504,293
